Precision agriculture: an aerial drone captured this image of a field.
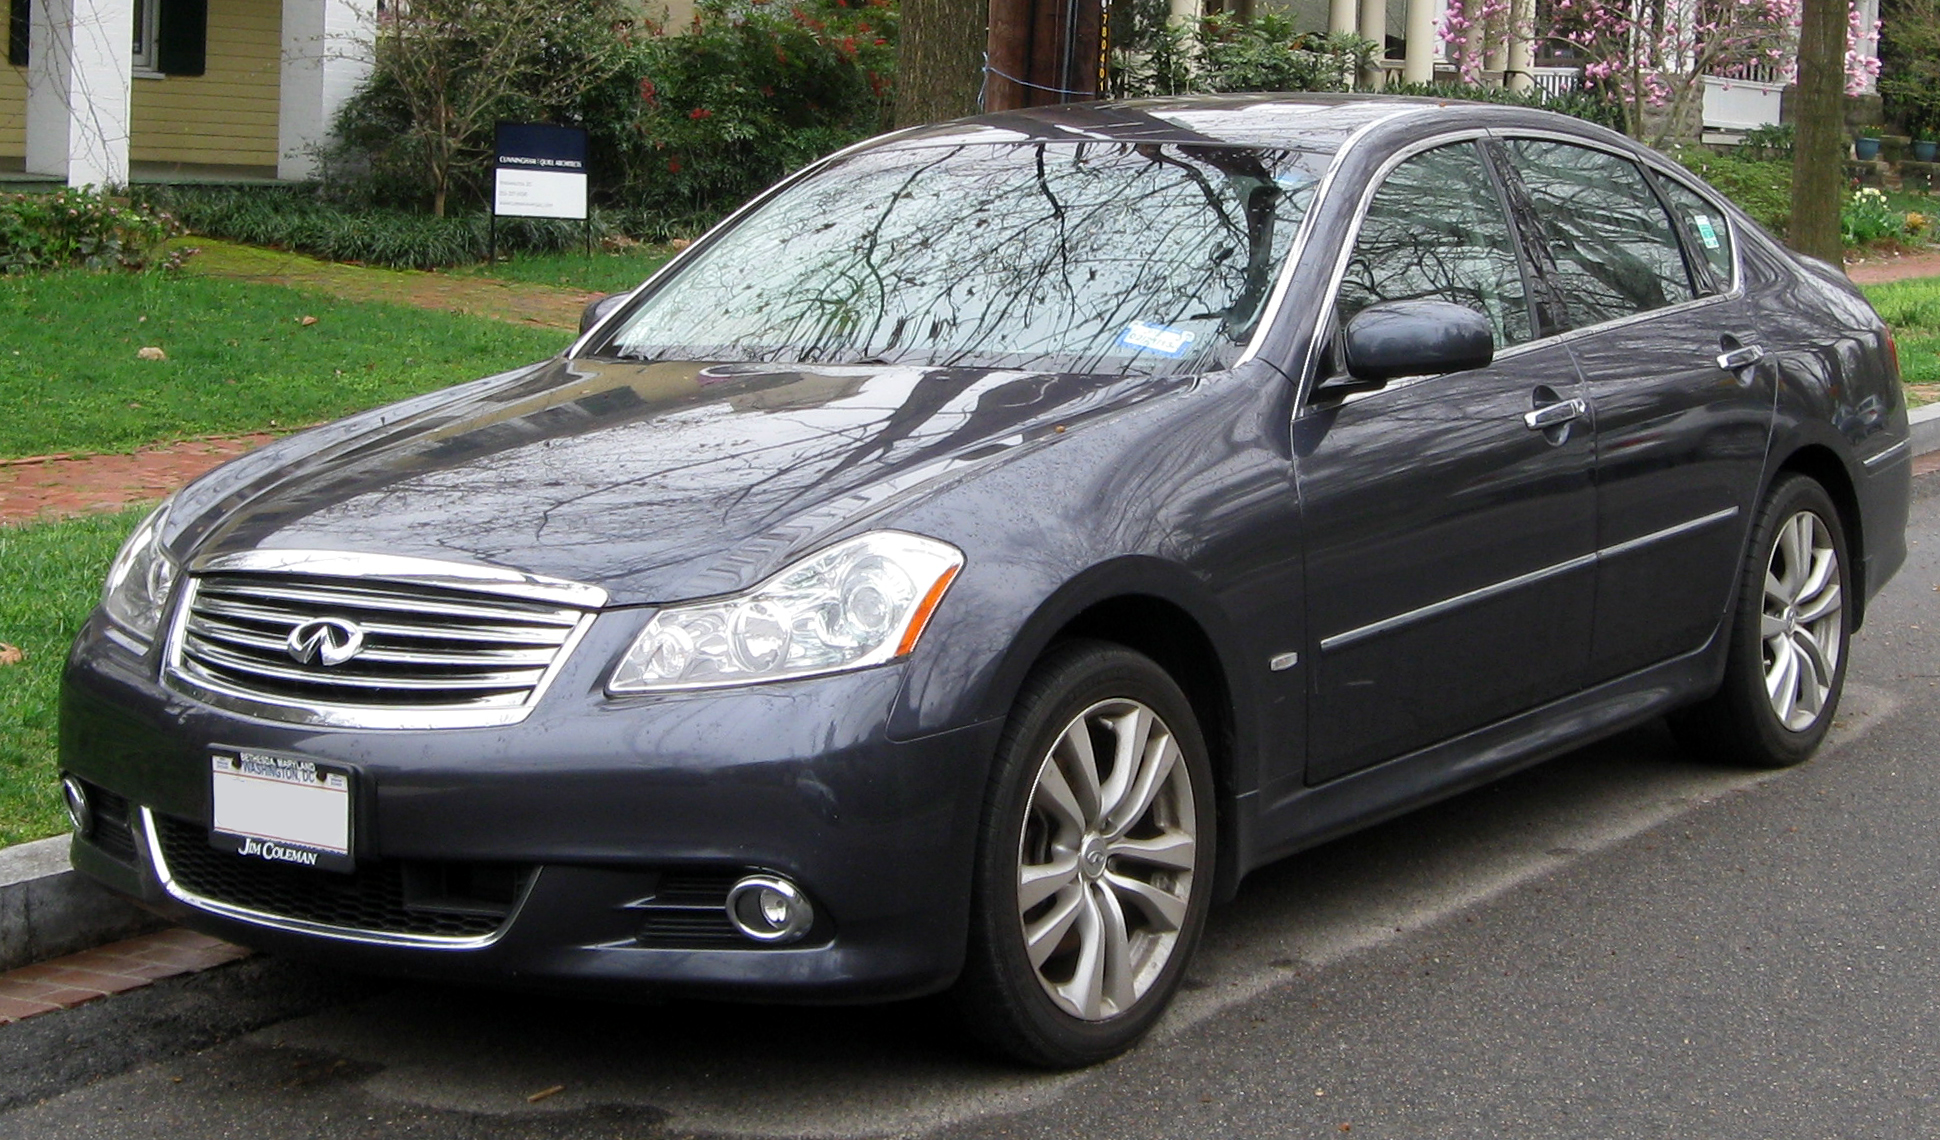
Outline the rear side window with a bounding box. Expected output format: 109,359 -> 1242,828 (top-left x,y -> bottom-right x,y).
1653,174 -> 1735,291
1503,139 -> 1696,328
1337,142 -> 1534,348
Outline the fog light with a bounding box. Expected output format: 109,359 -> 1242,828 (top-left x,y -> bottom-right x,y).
61,775 -> 93,838
726,875 -> 814,944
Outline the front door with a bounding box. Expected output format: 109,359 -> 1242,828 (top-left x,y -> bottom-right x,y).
1296,140 -> 1598,785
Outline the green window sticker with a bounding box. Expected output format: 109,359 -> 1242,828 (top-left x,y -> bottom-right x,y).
1693,215 -> 1721,250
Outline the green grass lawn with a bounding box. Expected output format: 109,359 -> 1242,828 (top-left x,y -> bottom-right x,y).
0,509 -> 147,846
1859,278 -> 1940,402
457,246 -> 676,296
0,270 -> 564,460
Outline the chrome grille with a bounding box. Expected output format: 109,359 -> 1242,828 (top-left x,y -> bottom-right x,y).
164,554 -> 604,729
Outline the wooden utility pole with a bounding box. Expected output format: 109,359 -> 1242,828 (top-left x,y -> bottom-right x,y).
983,0 -> 1103,112
1790,0 -> 1846,263
893,0 -> 992,127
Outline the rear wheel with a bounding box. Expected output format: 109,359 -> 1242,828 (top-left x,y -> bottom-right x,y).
1670,474 -> 1850,768
954,640 -> 1216,1068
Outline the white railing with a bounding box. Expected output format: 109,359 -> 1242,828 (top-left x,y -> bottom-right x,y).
1530,67 -> 1581,97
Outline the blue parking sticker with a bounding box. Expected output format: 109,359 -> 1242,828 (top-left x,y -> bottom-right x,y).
1693,215 -> 1721,249
1119,321 -> 1197,357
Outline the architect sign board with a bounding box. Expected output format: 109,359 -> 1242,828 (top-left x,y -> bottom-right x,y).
493,123 -> 589,221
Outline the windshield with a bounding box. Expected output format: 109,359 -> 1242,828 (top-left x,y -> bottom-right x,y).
597,140 -> 1332,374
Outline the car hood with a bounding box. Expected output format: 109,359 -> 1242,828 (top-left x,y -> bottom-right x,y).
170,357 -> 1182,605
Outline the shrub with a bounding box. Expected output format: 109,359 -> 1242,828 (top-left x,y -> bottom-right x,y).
1374,80 -> 1627,134
128,185 -> 616,271
325,0 -> 893,232
0,188 -> 181,273
581,0 -> 896,223
1733,122 -> 1795,161
1109,8 -> 1375,98
1842,186 -> 1910,246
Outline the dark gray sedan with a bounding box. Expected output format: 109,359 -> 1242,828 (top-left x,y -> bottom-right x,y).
59,95 -> 1911,1067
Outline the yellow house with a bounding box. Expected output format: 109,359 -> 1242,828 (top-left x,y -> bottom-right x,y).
1,0 -> 696,186
1,0 -> 371,184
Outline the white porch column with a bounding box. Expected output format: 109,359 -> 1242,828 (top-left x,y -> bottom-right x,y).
1505,0 -> 1533,91
1330,0 -> 1358,37
1359,0 -> 1386,86
25,0 -> 132,186
1403,0 -> 1435,82
1854,0 -> 1881,95
278,0 -> 375,181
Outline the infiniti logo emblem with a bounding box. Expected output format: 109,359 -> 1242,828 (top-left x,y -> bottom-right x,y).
286,618 -> 366,667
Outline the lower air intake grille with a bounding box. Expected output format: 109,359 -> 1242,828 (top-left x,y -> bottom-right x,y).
153,813 -> 530,941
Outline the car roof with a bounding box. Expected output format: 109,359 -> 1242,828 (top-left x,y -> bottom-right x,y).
871,93 -> 1619,154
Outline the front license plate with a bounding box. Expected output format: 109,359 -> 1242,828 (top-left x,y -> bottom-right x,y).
209,750 -> 354,873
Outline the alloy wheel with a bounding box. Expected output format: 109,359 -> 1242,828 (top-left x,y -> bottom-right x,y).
1017,698 -> 1197,1021
1761,509 -> 1843,732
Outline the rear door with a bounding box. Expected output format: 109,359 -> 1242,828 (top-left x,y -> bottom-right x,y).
1295,139 -> 1597,784
1496,137 -> 1770,682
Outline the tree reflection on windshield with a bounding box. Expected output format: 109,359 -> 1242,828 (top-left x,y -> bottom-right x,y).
604,141 -> 1330,374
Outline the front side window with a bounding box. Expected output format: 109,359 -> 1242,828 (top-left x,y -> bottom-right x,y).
1503,139 -> 1696,327
600,141 -> 1331,375
1336,141 -> 1534,348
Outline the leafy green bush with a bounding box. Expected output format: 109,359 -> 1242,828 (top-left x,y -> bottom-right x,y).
1734,122 -> 1795,162
0,188 -> 181,273
1109,7 -> 1374,98
1842,186 -> 1910,246
326,0 -> 892,232
1673,147 -> 1791,236
579,0 -> 895,224
1375,80 -> 1627,134
129,185 -> 621,270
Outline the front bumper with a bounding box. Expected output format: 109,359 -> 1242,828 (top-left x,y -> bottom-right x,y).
60,609 -> 1001,1002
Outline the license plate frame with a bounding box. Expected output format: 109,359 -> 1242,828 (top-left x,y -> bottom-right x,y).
209,749 -> 355,873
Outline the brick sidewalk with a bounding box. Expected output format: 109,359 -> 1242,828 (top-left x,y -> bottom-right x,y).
0,929 -> 249,1024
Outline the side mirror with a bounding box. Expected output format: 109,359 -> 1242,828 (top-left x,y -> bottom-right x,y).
1339,299 -> 1495,384
579,292 -> 631,336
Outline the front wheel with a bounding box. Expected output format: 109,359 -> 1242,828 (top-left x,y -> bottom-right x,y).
1671,474 -> 1850,768
954,640 -> 1216,1068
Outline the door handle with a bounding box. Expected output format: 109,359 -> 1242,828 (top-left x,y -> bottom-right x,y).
1717,344 -> 1766,370
1524,398 -> 1587,430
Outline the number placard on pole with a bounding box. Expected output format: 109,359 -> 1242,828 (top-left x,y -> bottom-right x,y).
493,123 -> 589,220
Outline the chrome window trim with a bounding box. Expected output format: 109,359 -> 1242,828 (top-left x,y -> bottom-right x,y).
1320,507 -> 1742,652
164,551 -> 606,731
139,807 -> 513,950
1295,126 -> 1747,417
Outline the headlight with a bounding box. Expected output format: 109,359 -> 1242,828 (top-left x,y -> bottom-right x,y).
101,498 -> 178,643
608,531 -> 963,693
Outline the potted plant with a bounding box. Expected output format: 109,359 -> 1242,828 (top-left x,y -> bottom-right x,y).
1856,126 -> 1884,160
1915,137 -> 1938,162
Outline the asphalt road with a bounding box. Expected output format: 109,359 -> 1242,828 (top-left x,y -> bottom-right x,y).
5,471 -> 1937,1140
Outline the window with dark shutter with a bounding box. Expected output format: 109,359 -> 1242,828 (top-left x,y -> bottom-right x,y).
9,0 -> 27,68
155,0 -> 205,76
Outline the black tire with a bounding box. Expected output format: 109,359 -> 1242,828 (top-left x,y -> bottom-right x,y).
1670,474 -> 1851,768
953,639 -> 1217,1068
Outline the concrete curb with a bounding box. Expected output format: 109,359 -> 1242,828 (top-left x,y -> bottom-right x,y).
1912,402 -> 1940,459
3,406 -> 1939,975
0,836 -> 163,974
